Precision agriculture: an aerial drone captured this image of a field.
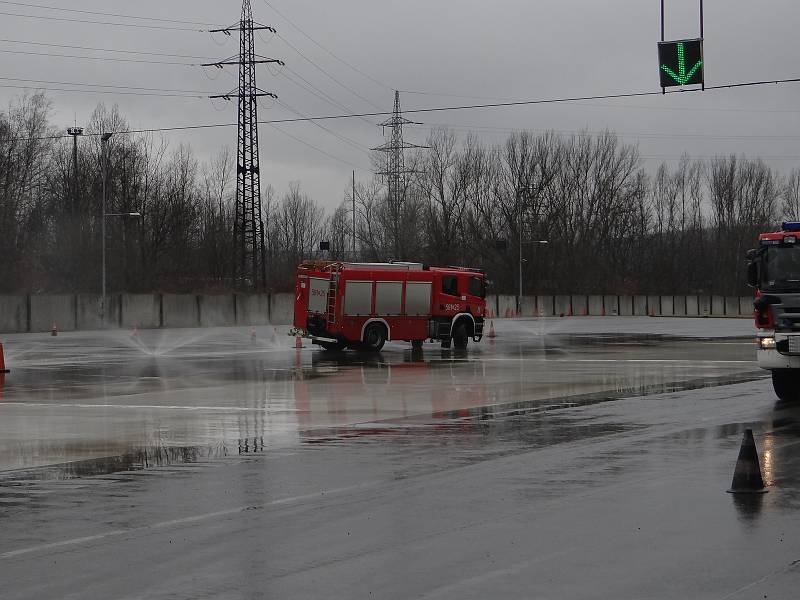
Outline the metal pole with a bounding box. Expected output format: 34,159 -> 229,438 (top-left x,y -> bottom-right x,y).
661,0 -> 665,95
699,0 -> 705,91
101,133 -> 112,327
518,199 -> 523,314
352,170 -> 356,258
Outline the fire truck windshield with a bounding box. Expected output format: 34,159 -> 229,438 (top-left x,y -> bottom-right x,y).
762,246 -> 800,291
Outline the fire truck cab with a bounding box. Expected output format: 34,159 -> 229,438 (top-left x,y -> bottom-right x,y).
747,221 -> 800,400
291,261 -> 487,351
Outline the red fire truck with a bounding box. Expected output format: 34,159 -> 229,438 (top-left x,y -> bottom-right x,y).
290,261 -> 487,351
747,221 -> 800,400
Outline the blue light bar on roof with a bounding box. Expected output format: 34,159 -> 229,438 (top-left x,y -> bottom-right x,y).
783,222 -> 800,232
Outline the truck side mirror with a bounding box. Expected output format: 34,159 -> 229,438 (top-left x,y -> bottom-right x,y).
746,261 -> 759,288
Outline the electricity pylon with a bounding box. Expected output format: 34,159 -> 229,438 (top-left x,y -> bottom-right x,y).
203,0 -> 283,288
372,91 -> 426,260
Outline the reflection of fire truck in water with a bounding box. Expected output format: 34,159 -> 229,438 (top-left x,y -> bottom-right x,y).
291,261 -> 487,351
747,221 -> 800,400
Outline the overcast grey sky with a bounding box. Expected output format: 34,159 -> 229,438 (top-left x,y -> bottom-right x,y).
2,0 -> 800,209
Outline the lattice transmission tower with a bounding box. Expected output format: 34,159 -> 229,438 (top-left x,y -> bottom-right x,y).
372,91 -> 426,260
203,0 -> 283,288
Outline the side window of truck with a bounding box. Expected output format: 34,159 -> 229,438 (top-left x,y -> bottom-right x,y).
468,276 -> 485,297
442,276 -> 459,297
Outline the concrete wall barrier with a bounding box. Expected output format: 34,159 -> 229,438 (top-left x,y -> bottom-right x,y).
496,294 -> 517,317
603,295 -> 619,316
618,295 -> 633,316
647,295 -> 660,316
572,295 -> 588,316
739,296 -> 754,317
686,295 -> 699,317
660,295 -> 674,317
673,295 -> 687,317
162,294 -> 199,329
269,293 -> 294,325
76,294 -> 108,331
699,295 -> 711,316
536,295 -> 555,316
725,296 -> 740,316
0,295 -> 27,332
554,295 -> 571,316
587,295 -> 604,316
712,295 -> 725,316
236,294 -> 270,326
199,295 -> 236,327
121,294 -> 160,328
30,294 -> 76,332
633,295 -> 648,316
519,295 -> 536,317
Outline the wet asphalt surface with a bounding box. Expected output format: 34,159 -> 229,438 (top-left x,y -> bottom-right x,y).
1,317 -> 799,599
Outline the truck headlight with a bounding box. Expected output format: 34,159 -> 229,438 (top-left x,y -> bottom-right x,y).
759,337 -> 776,349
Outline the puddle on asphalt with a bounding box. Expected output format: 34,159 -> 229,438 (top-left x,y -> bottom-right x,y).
0,332 -> 764,484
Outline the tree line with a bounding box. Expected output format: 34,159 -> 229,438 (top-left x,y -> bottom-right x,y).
0,92 -> 796,295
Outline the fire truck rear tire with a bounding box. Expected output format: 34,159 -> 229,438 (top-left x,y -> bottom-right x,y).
772,369 -> 800,401
362,323 -> 386,352
452,322 -> 469,349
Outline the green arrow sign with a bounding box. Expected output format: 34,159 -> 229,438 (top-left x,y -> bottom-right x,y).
658,39 -> 703,87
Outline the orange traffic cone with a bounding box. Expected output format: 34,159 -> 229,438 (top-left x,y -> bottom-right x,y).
0,342 -> 9,373
487,320 -> 497,338
728,429 -> 767,494
51,322 -> 58,336
295,335 -> 304,349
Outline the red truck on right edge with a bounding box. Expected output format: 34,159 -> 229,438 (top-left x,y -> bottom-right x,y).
747,221 -> 800,400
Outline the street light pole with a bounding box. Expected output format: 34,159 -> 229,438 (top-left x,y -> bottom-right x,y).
101,132 -> 112,327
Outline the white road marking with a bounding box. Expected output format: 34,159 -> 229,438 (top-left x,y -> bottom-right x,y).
0,481 -> 379,560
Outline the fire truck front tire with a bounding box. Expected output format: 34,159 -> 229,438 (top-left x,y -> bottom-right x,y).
452,322 -> 470,349
772,369 -> 800,401
362,323 -> 387,352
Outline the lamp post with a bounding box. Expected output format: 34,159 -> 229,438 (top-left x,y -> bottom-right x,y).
101,132 -> 112,326
101,133 -> 141,327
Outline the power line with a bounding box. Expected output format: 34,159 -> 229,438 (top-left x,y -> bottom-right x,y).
0,9 -> 208,31
275,99 -> 372,156
0,0 -> 219,26
0,83 -> 206,98
10,75 -> 800,141
0,76 -> 210,95
275,32 -> 383,111
0,38 -> 214,60
258,0 -> 391,92
266,122 -> 368,171
0,48 -> 195,66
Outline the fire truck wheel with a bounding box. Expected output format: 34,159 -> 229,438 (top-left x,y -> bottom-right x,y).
363,323 -> 387,352
772,370 -> 800,401
452,322 -> 469,349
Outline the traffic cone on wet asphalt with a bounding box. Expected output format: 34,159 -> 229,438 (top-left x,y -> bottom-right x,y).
295,335 -> 304,349
727,429 -> 767,494
0,342 -> 9,373
51,322 -> 58,336
487,320 -> 496,339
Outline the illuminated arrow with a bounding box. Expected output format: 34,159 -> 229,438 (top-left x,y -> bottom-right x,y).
660,42 -> 702,85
